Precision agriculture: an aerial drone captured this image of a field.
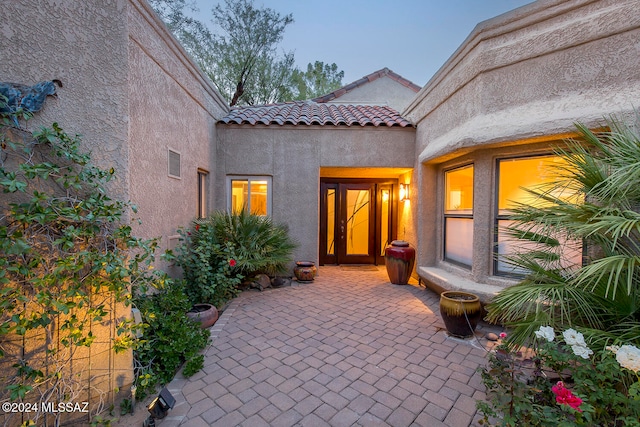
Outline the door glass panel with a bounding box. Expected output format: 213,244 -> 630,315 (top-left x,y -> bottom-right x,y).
327,189 -> 335,255
380,189 -> 390,256
346,189 -> 370,255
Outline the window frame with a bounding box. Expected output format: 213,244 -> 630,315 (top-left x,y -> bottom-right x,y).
443,163 -> 474,269
226,175 -> 273,216
197,169 -> 209,219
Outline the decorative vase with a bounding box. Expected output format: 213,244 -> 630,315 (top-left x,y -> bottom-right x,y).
439,291 -> 482,338
186,303 -> 218,329
294,261 -> 317,282
384,240 -> 416,285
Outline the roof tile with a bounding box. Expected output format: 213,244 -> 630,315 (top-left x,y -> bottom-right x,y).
218,101 -> 414,128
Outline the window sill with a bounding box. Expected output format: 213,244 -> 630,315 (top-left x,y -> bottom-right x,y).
417,266 -> 512,305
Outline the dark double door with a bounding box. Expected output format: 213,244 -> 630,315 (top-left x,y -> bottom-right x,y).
320,179 -> 397,265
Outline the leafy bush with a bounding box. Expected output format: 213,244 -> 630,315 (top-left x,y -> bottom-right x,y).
173,224 -> 243,307
0,99 -> 162,421
202,209 -> 297,277
478,327 -> 640,426
132,281 -> 209,399
172,210 -> 297,307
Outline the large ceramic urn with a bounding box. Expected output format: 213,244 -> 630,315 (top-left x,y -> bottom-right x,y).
384,240 -> 416,285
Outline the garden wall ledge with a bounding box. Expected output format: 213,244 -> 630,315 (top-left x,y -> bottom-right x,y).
417,266 -> 503,306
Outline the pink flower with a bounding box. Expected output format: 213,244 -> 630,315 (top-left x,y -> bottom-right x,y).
229,259 -> 237,267
551,381 -> 583,412
499,332 -> 507,339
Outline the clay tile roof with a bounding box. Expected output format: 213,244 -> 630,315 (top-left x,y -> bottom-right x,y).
218,101 -> 414,128
312,67 -> 422,104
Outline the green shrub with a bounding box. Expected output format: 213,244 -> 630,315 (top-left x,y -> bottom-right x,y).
132,281 -> 209,399
172,210 -> 297,307
203,210 -> 297,277
0,98 -> 162,421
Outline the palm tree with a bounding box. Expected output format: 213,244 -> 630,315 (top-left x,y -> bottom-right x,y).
486,116 -> 640,346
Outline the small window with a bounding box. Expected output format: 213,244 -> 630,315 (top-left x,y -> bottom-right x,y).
197,170 -> 209,219
168,148 -> 181,179
227,176 -> 272,216
444,164 -> 474,268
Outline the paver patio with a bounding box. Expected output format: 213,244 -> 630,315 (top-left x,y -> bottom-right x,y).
156,266 -> 500,427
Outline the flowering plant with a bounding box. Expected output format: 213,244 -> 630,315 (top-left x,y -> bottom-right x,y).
477,326 -> 640,426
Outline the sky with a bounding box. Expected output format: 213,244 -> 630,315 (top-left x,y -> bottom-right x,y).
191,0 -> 534,87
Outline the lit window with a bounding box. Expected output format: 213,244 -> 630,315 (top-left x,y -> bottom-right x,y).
197,170 -> 208,219
444,165 -> 474,268
495,156 -> 582,275
228,176 -> 271,216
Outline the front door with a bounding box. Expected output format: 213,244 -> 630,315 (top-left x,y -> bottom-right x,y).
320,179 -> 396,265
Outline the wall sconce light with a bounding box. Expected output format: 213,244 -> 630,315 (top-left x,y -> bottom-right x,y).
144,387 -> 176,427
400,183 -> 410,201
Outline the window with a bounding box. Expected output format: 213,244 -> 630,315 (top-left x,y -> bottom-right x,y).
168,148 -> 181,179
444,164 -> 474,268
197,170 -> 208,219
228,176 -> 272,216
495,155 -> 582,275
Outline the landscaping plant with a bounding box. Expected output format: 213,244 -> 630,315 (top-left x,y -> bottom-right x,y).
479,116 -> 640,425
132,280 -> 209,399
0,99 -> 162,423
173,209 -> 296,307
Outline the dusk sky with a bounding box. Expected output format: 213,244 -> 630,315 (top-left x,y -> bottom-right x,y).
192,0 -> 534,87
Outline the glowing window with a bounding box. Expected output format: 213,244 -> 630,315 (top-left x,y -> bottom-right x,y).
444,165 -> 474,268
496,156 -> 582,275
228,176 -> 271,216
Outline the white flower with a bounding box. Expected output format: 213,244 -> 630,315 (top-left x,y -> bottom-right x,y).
563,329 -> 587,347
606,345 -> 620,354
571,344 -> 593,359
535,326 -> 555,342
615,345 -> 640,373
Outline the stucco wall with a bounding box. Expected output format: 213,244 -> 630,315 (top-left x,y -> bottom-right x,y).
405,0 -> 640,162
216,125 -> 416,266
0,1 -> 132,422
404,0 -> 640,296
127,0 -> 228,261
326,76 -> 419,111
0,0 -> 131,199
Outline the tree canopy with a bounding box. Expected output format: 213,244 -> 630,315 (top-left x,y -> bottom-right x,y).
149,0 -> 344,106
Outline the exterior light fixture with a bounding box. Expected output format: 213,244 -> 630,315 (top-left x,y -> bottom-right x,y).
144,387 -> 176,427
400,183 -> 410,201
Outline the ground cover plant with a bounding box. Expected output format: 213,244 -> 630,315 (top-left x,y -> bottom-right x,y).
479,116 -> 640,425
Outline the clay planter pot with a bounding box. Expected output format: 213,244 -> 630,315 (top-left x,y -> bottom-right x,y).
294,261 -> 317,282
186,303 -> 218,329
439,291 -> 482,338
384,240 -> 416,285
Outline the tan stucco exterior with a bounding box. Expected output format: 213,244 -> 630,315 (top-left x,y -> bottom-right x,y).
324,75 -> 419,111
404,0 -> 640,301
0,0 -> 227,421
215,125 -> 416,265
3,0 -> 640,419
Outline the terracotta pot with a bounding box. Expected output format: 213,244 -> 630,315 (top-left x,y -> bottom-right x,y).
294,261 -> 317,282
186,303 -> 218,329
439,291 -> 482,338
384,240 -> 416,285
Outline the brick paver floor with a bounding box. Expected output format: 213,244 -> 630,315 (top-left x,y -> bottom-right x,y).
158,266 -> 499,427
